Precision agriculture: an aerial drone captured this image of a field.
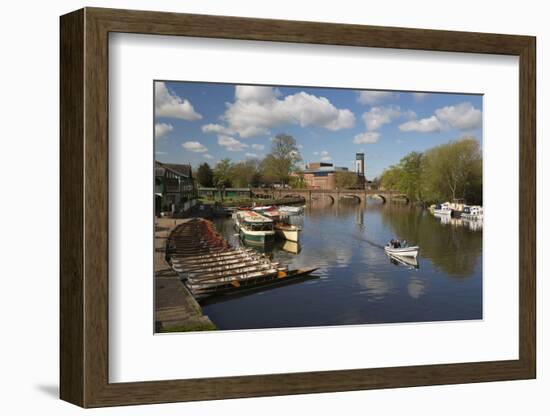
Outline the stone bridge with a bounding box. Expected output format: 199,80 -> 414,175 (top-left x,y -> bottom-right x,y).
251,188 -> 409,204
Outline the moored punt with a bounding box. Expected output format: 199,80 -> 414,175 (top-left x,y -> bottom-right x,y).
186,263 -> 281,283
171,249 -> 256,265
178,259 -> 275,276
172,255 -> 260,271
192,268 -> 319,301
171,248 -> 255,262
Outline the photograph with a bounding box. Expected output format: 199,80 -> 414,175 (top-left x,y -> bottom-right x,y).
153,81 -> 483,332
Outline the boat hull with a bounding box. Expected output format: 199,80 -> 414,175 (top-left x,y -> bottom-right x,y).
384,246 -> 419,257
238,228 -> 275,245
275,227 -> 300,242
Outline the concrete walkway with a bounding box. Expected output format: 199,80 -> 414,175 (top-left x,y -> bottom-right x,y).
155,218 -> 216,332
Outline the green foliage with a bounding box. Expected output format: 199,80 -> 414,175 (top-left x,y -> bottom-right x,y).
380,137 -> 482,204
289,171 -> 307,188
231,159 -> 262,188
261,134 -> 302,185
213,158 -> 233,188
196,162 -> 214,187
334,171 -> 358,189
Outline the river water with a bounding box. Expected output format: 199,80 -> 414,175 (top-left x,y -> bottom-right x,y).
204,199 -> 482,330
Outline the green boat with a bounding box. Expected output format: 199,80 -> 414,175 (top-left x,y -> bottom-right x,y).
234,210 -> 276,245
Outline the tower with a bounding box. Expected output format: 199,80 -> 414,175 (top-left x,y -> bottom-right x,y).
355,153 -> 365,176
355,153 -> 366,189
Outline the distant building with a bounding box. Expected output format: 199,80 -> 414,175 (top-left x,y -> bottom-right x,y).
298,153 -> 367,190
155,161 -> 197,216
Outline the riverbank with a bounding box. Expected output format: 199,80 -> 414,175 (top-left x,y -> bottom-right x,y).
154,218 -> 216,332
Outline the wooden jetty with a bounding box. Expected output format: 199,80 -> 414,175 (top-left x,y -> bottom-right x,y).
167,218 -> 318,302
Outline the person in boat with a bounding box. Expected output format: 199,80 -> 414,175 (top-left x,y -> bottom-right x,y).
389,238 -> 401,249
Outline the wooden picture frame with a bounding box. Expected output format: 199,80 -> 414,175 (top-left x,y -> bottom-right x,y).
60,7 -> 536,408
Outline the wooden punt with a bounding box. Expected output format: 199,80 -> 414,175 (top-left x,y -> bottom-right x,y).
171,249 -> 255,263
197,268 -> 320,304
186,263 -> 281,284
174,258 -> 268,274
172,254 -> 260,268
187,269 -> 280,291
190,268 -> 319,298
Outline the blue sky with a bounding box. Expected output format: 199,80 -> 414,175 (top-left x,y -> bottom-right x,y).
154,81 -> 482,178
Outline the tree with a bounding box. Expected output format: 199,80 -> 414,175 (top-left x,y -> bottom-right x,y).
289,171 -> 307,188
396,151 -> 424,201
422,137 -> 482,203
231,159 -> 262,188
196,162 -> 214,187
213,158 -> 233,188
379,137 -> 482,204
261,134 -> 302,185
334,171 -> 358,189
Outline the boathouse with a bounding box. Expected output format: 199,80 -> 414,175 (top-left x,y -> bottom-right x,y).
155,161 -> 197,216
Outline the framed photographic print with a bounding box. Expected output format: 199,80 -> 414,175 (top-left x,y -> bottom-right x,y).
60,7 -> 536,408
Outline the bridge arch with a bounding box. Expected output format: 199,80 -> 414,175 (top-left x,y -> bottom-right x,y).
340,194 -> 362,203
372,194 -> 387,203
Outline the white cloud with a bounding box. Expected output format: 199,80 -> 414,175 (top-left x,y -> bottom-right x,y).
182,141 -> 208,153
251,143 -> 265,151
235,85 -> 280,103
296,144 -> 303,149
220,86 -> 355,138
353,132 -> 380,144
398,102 -> 481,133
413,93 -> 429,101
399,116 -> 444,133
313,151 -> 319,155
203,154 -> 214,159
245,152 -> 260,158
155,82 -> 202,120
357,91 -> 396,105
320,150 -> 330,156
362,105 -> 402,131
201,123 -> 235,135
217,135 -> 248,151
435,102 -> 482,130
155,122 -> 173,139
321,156 -> 332,162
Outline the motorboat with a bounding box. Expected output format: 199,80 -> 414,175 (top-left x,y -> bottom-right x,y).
279,205 -> 304,215
384,240 -> 419,258
461,205 -> 483,220
432,202 -> 453,216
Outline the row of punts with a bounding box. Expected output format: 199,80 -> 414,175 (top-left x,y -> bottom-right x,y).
167,218 -> 317,301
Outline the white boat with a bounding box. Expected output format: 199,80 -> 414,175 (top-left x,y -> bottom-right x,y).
433,202 -> 453,216
252,205 -> 274,212
388,253 -> 419,269
384,244 -> 419,258
234,210 -> 276,245
274,223 -> 301,242
279,205 -> 304,215
461,205 -> 483,220
282,240 -> 301,254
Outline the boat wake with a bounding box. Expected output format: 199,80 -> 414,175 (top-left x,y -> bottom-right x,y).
349,234 -> 385,250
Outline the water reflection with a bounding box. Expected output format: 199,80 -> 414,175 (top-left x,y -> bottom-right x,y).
408,276 -> 428,299
205,200 -> 482,330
